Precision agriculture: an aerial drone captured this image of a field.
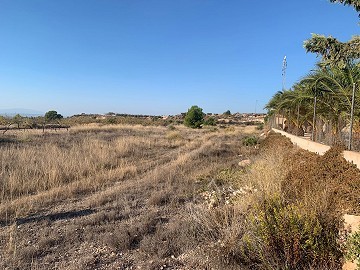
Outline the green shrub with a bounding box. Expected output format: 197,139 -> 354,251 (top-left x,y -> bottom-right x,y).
256,123 -> 264,130
242,136 -> 259,146
346,229 -> 360,268
204,117 -> 216,126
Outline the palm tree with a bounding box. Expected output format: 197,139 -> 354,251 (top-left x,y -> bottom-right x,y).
303,65 -> 360,141
266,64 -> 360,143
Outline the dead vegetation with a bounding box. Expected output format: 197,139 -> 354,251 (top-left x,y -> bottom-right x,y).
0,127 -> 358,269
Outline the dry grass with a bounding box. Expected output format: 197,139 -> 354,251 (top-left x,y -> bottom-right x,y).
0,126 -> 352,269
0,125 -> 189,221
0,124 -> 260,269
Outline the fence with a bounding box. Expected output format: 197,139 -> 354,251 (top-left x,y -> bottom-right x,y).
272,128 -> 360,169
268,114 -> 360,151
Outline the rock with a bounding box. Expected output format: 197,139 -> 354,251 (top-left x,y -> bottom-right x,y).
344,214 -> 360,233
238,159 -> 251,167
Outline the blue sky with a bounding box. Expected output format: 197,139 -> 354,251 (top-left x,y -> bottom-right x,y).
0,0 -> 358,116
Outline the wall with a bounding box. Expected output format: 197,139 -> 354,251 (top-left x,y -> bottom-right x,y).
272,128 -> 360,169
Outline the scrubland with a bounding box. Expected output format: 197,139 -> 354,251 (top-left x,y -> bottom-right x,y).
0,124 -> 358,269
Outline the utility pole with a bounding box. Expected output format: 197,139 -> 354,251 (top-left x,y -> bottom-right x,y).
348,83 -> 356,150
312,95 -> 317,141
281,56 -> 287,129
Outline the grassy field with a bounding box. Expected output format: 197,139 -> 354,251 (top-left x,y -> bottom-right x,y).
0,124 -> 358,269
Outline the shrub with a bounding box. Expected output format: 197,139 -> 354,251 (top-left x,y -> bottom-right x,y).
184,105 -> 205,128
106,117 -> 117,124
253,195 -> 342,269
242,136 -> 259,146
256,123 -> 264,130
346,229 -> 360,268
204,117 -> 216,126
166,131 -> 183,141
167,124 -> 176,130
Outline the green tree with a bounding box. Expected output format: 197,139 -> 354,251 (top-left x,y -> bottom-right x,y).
223,110 -> 231,116
304,34 -> 360,68
13,114 -> 23,128
304,1 -> 360,68
184,105 -> 205,128
45,110 -> 63,122
329,0 -> 360,13
266,64 -> 360,139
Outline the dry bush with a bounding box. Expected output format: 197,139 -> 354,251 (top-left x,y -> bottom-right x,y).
140,214 -> 197,259
282,145 -> 360,214
180,132 -> 347,269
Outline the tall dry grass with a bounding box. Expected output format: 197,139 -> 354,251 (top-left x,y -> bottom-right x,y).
179,133 -> 344,269
0,125 -> 198,220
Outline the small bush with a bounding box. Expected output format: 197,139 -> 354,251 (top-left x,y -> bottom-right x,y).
346,229 -> 360,268
256,123 -> 264,130
204,117 -> 216,126
106,117 -> 117,124
166,131 -> 183,141
242,136 -> 259,146
253,195 -> 342,269
167,124 -> 176,130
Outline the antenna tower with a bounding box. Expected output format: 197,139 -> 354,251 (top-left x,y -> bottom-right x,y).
282,56 -> 287,90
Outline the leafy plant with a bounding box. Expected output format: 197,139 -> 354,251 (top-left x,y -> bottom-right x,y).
346,229 -> 360,268
242,136 -> 259,146
184,105 -> 205,128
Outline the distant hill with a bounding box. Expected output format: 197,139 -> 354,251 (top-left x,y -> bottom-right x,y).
0,108 -> 44,117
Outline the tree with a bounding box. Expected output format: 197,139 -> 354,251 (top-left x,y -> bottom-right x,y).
329,0 -> 360,14
304,34 -> 360,68
267,0 -> 360,144
184,105 -> 205,128
223,110 -> 231,116
304,1 -> 360,68
13,114 -> 23,128
45,110 -> 63,122
266,65 -> 360,139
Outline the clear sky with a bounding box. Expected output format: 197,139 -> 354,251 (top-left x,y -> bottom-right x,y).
0,0 -> 358,116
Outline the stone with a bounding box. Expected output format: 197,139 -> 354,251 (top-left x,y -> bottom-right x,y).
238,159 -> 251,167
